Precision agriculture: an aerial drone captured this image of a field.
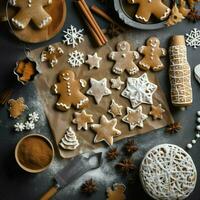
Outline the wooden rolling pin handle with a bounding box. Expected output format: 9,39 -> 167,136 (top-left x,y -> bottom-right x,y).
40,186 -> 58,200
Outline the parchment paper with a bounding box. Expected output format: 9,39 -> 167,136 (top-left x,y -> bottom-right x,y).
30,31 -> 174,159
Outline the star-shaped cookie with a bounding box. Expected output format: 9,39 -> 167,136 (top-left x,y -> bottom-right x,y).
110,76 -> 125,90
108,100 -> 123,117
149,104 -> 165,120
72,110 -> 94,130
85,53 -> 102,70
121,73 -> 157,108
122,106 -> 148,130
87,78 -> 112,104
91,115 -> 121,146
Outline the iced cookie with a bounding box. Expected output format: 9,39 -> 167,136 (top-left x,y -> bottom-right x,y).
59,127 -> 79,150
108,41 -> 139,75
8,97 -> 27,118
121,73 -> 157,108
72,110 -> 94,131
122,106 -> 148,130
108,100 -> 123,118
85,52 -> 102,70
9,0 -> 53,29
52,69 -> 89,111
138,37 -> 166,71
41,45 -> 64,68
110,77 -> 124,90
86,78 -> 112,104
91,115 -> 121,146
127,0 -> 171,23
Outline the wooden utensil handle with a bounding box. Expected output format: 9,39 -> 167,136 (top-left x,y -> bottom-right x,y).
40,186 -> 58,200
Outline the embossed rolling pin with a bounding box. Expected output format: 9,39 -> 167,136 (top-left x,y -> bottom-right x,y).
169,35 -> 193,109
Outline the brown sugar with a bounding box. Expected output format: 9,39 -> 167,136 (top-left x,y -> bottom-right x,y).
17,136 -> 53,170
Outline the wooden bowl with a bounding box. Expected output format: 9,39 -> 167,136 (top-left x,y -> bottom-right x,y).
15,134 -> 54,173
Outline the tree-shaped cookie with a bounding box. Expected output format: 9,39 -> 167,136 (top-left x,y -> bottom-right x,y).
109,41 -> 139,75
9,0 -> 53,29
127,0 -> 171,23
52,69 -> 89,111
59,127 -> 79,150
138,37 -> 166,71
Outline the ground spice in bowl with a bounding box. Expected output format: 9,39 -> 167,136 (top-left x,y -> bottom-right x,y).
16,135 -> 54,172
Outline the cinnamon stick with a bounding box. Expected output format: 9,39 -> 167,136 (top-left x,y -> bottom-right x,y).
77,0 -> 107,44
91,5 -> 114,24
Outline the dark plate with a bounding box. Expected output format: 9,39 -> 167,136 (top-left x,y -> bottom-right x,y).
113,0 -> 171,30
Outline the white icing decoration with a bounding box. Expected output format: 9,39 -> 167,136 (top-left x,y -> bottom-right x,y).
76,98 -> 89,109
121,73 -> 157,108
28,112 -> 39,123
63,25 -> 84,48
68,50 -> 84,67
56,102 -> 70,110
186,28 -> 200,49
38,16 -> 52,29
11,18 -> 25,29
59,127 -> 79,150
14,122 -> 25,132
135,14 -> 148,22
24,121 -> 35,130
140,144 -> 197,200
160,8 -> 171,20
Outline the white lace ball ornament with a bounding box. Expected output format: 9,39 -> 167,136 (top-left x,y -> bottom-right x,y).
140,144 -> 197,200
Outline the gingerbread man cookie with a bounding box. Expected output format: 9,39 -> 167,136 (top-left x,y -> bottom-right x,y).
9,0 -> 52,30
109,41 -> 140,75
52,69 -> 89,111
138,37 -> 166,71
127,0 -> 171,23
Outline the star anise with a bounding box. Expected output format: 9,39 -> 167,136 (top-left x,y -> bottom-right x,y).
106,148 -> 119,161
115,159 -> 135,174
123,140 -> 138,156
166,122 -> 182,134
81,179 -> 97,194
106,23 -> 124,38
187,9 -> 200,22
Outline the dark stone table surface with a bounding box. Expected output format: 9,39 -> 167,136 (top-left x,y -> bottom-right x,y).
0,1 -> 200,199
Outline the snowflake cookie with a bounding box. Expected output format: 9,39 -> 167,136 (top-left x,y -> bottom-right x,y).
72,110 -> 94,131
109,41 -> 139,75
25,120 -> 35,130
122,106 -> 148,130
91,115 -> 121,146
110,76 -> 124,90
186,28 -> 200,49
85,53 -> 102,70
9,0 -> 52,29
28,112 -> 39,123
121,73 -> 157,108
68,50 -> 84,67
14,122 -> 25,132
63,25 -> 84,48
41,45 -> 64,68
86,78 -> 112,104
108,100 -> 123,118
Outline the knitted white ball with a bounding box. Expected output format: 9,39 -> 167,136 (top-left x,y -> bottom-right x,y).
140,144 -> 197,200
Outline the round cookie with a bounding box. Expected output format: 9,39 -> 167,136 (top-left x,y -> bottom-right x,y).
140,144 -> 197,200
